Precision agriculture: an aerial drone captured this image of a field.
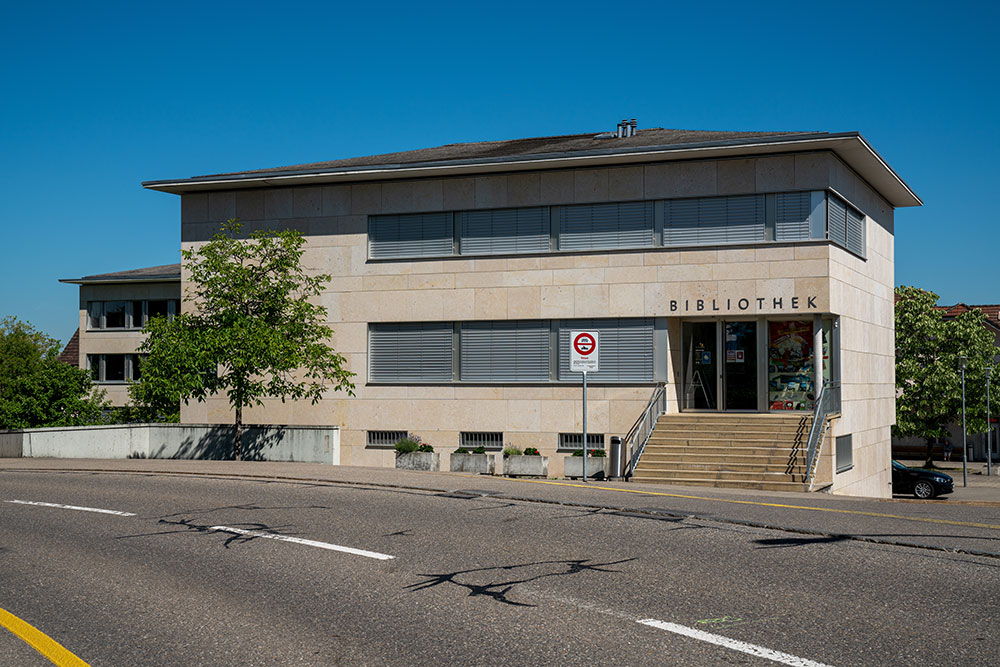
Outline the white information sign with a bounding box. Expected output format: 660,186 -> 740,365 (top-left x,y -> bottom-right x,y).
570,331 -> 599,373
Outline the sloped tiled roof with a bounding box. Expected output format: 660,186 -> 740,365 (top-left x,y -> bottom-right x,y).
60,263 -> 181,285
57,328 -> 80,366
939,303 -> 1000,332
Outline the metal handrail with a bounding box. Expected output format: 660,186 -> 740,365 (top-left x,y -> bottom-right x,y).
624,383 -> 667,479
805,380 -> 841,486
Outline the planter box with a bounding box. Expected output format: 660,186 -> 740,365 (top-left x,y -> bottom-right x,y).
450,453 -> 496,474
395,451 -> 440,471
502,455 -> 549,477
564,456 -> 610,480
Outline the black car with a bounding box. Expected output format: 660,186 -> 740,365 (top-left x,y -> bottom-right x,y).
891,460 -> 954,499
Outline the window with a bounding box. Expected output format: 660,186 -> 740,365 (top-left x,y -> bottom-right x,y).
460,432 -> 504,450
87,300 -> 178,330
559,432 -> 605,451
368,212 -> 453,259
663,194 -> 765,246
86,354 -> 141,383
367,430 -> 408,448
836,434 -> 853,473
460,320 -> 550,382
558,201 -> 654,250
774,192 -> 813,241
827,193 -> 865,256
368,322 -> 453,382
557,319 -> 654,382
459,208 -> 549,255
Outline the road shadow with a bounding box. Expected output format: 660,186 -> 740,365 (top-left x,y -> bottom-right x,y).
405,557 -> 635,607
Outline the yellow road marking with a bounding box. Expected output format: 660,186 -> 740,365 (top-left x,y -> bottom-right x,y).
0,607 -> 89,667
501,478 -> 1000,531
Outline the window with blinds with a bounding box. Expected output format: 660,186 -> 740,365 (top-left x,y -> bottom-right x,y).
558,201 -> 654,250
460,320 -> 550,382
663,195 -> 765,246
827,193 -> 865,256
368,323 -> 453,382
775,192 -> 813,241
459,207 -> 549,255
557,318 -> 654,382
368,212 -> 453,259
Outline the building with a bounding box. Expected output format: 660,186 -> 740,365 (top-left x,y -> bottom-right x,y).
143,124 -> 920,497
60,265 -> 181,406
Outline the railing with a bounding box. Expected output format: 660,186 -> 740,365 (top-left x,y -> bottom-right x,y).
624,383 -> 667,479
805,380 -> 841,487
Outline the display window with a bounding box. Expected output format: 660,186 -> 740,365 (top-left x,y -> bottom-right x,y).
767,321 -> 814,411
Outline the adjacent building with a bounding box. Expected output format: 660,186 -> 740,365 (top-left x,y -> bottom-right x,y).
142,124 -> 920,497
60,265 -> 181,406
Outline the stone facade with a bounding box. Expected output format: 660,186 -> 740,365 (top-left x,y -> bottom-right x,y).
168,144 -> 910,498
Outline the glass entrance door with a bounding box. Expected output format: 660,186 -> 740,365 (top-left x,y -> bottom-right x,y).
723,321 -> 757,410
682,322 -> 718,410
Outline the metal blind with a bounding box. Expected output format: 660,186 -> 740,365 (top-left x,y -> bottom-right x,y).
846,207 -> 865,256
558,202 -> 653,250
460,321 -> 550,382
369,323 -> 453,382
557,318 -> 654,381
775,192 -> 813,241
827,195 -> 848,247
369,213 -> 453,259
663,195 -> 764,246
459,207 -> 549,255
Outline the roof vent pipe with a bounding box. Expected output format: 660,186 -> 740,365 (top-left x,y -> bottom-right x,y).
616,119 -> 637,138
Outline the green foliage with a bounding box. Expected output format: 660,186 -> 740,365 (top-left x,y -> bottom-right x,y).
471,446 -> 487,454
894,286 -> 997,465
522,447 -> 540,456
416,443 -> 434,453
502,447 -> 523,457
0,317 -> 109,429
135,220 -> 356,459
571,448 -> 606,457
394,433 -> 423,454
454,447 -> 470,454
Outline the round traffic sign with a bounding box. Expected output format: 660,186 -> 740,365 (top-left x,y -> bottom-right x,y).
573,332 -> 596,356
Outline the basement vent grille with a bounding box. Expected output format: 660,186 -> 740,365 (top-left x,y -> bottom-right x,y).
558,432 -> 605,451
460,432 -> 504,450
367,430 -> 408,448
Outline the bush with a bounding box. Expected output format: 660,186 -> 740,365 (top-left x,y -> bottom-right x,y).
503,447 -> 523,457
523,447 -> 540,456
570,448 -> 607,457
471,446 -> 487,454
454,447 -> 470,454
394,432 -> 422,454
417,443 -> 434,453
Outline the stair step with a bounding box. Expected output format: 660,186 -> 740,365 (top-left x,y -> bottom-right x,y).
629,476 -> 810,492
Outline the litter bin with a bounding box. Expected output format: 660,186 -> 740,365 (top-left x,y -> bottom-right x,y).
609,436 -> 625,481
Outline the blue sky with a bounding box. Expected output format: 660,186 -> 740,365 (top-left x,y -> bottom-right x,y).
1,1 -> 997,346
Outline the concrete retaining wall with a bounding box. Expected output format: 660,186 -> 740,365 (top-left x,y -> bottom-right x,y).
0,424 -> 340,464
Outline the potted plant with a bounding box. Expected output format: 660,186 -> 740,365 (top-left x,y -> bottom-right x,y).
502,446 -> 548,477
393,433 -> 440,471
450,445 -> 496,474
564,448 -> 609,479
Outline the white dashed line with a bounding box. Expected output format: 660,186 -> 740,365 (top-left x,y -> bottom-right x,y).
5,500 -> 136,516
210,526 -> 394,560
637,618 -> 832,667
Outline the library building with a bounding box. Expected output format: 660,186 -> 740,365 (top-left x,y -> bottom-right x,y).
143,123 -> 919,498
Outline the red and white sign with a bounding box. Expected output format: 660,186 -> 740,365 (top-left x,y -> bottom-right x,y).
570,331 -> 599,373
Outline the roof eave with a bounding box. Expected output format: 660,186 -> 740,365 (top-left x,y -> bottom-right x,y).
143,133 -> 921,208
59,276 -> 181,285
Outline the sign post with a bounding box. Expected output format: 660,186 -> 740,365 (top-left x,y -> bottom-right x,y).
570,331 -> 599,482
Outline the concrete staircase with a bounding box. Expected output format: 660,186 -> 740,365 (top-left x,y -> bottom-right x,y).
630,413 -> 813,491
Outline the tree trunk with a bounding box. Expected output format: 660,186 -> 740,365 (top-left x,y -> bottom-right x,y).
234,404 -> 243,461
923,437 -> 934,469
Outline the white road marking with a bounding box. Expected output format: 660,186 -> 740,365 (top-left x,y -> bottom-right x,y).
210,526 -> 394,560
637,618 -> 832,667
5,499 -> 136,516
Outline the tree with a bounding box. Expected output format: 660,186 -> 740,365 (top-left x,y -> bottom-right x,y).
135,220 -> 355,459
894,286 -> 996,466
0,317 -> 108,429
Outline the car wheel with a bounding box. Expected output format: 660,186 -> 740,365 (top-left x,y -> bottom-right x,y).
913,480 -> 936,499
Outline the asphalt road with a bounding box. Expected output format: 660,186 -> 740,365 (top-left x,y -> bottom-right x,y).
1,470 -> 998,666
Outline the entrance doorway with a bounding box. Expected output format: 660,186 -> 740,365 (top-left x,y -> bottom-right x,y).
682,321 -> 758,411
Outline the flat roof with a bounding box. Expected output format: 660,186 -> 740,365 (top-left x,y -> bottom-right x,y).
60,263 -> 181,285
142,127 -> 921,208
